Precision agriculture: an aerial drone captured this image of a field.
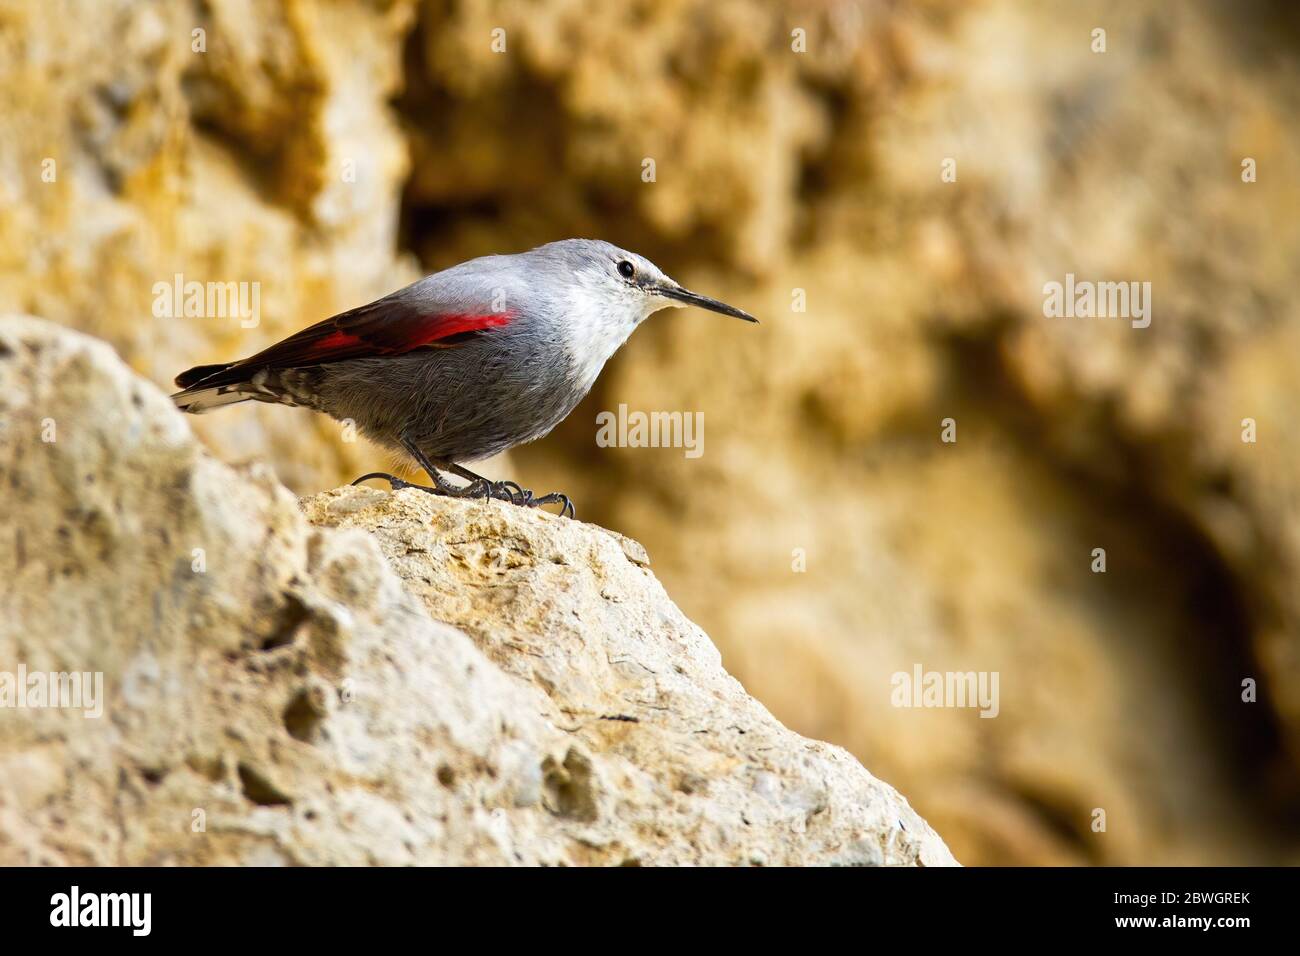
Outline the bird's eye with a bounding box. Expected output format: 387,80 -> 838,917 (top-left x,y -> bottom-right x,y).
617,260 -> 635,279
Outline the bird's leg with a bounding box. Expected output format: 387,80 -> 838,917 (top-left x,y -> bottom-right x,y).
440,460 -> 576,519
394,436 -> 498,499
349,439 -> 488,498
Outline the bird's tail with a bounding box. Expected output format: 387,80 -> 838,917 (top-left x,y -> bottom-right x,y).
175,362 -> 231,389
171,362 -> 254,414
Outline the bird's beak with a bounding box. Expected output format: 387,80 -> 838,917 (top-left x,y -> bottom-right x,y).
657,284 -> 758,323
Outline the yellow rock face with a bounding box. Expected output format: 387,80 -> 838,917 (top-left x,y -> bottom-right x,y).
0,0 -> 421,490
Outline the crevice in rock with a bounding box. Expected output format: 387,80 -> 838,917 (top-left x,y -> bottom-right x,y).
541,748 -> 598,822
436,764 -> 456,788
261,593 -> 310,651
178,0 -> 327,222
1006,784 -> 1100,864
237,762 -> 293,807
282,688 -> 325,744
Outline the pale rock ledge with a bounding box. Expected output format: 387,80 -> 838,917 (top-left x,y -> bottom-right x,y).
0,315 -> 956,866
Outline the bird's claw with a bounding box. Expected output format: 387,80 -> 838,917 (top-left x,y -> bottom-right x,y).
483,481 -> 576,518
527,492 -> 576,519
351,472 -> 419,491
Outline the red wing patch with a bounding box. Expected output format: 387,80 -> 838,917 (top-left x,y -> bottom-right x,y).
248,304 -> 515,367
174,300 -> 515,391
306,330 -> 363,356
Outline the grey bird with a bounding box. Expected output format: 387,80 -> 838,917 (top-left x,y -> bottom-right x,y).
172,239 -> 757,517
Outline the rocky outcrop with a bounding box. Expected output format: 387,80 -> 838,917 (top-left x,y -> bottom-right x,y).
0,316 -> 954,866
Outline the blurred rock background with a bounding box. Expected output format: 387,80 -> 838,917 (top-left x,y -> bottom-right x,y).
2,0 -> 1298,863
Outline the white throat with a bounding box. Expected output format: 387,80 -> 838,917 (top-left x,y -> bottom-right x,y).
562,274 -> 668,392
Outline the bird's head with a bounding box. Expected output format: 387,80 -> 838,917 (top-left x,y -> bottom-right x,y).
540,239 -> 757,327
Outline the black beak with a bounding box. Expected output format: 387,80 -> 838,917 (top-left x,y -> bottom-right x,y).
658,284 -> 758,323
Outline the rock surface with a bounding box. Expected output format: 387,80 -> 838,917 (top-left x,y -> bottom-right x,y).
0,316 -> 954,866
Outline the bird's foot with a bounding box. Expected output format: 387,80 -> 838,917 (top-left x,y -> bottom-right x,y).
459,478 -> 526,503
473,480 -> 577,518
350,472 -> 485,499
464,480 -> 576,517
481,479 -> 526,503
351,472 -> 573,517
507,487 -> 576,519
444,480 -> 575,516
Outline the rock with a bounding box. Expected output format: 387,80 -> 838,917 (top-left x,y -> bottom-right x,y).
0,316 -> 955,866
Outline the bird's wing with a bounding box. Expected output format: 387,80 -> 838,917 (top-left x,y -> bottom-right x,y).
174,293 -> 514,390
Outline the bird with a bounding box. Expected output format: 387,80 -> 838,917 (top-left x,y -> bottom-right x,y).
171,239 -> 757,518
